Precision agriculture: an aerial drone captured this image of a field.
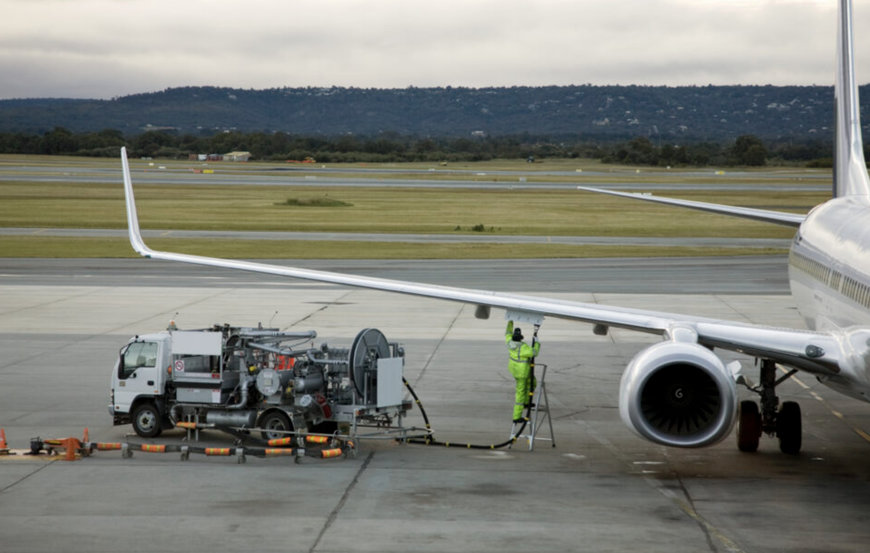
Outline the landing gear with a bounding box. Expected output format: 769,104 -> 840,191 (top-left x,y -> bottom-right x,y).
735,359 -> 802,455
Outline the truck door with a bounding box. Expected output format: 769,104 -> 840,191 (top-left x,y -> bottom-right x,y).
113,340 -> 161,413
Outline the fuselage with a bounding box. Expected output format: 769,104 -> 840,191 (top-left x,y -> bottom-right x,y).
789,195 -> 870,401
789,195 -> 870,331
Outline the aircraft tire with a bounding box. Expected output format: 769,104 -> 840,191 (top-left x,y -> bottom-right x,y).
777,401 -> 802,455
737,400 -> 761,452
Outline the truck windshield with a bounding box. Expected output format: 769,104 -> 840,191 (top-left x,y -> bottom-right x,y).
120,341 -> 158,379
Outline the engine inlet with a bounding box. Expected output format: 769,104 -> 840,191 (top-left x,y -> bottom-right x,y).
640,364 -> 721,436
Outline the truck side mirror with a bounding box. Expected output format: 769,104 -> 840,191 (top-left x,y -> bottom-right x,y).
118,345 -> 129,380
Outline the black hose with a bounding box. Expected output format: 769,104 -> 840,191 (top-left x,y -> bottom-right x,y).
403,377 -> 531,450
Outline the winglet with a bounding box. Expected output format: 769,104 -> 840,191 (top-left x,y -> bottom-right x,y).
834,0 -> 870,197
120,147 -> 153,257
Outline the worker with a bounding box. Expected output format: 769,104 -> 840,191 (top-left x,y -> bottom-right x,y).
505,320 -> 540,423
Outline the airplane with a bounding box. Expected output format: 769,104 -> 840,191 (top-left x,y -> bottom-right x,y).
120,0 -> 870,456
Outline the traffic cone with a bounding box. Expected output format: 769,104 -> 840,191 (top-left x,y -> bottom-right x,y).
61,438 -> 82,461
0,428 -> 9,454
81,428 -> 91,457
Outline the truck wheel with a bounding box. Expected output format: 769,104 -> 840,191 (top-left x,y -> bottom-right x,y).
132,402 -> 162,438
259,411 -> 293,441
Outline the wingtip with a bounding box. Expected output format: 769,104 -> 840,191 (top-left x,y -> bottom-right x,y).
121,147 -> 151,257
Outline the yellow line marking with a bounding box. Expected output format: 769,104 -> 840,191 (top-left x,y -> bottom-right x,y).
782,368 -> 870,446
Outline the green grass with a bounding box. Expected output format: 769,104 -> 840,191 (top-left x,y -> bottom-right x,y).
0,180 -> 817,237
0,154 -> 825,259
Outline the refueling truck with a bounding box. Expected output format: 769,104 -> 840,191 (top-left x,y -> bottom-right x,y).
109,324 -> 409,440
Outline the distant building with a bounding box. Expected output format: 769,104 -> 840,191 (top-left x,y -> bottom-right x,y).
224,151 -> 251,162
189,154 -> 223,161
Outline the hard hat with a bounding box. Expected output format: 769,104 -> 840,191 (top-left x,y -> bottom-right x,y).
512,328 -> 524,341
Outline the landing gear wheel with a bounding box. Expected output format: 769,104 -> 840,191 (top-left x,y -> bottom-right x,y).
132,402 -> 162,438
737,400 -> 761,452
777,401 -> 802,455
259,411 -> 293,441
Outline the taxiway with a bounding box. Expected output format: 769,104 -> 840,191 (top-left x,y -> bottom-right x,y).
1,258 -> 869,552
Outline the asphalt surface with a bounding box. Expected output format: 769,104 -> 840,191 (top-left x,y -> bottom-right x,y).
0,161 -> 830,191
2,257 -> 869,553
0,227 -> 793,249
0,256 -> 791,294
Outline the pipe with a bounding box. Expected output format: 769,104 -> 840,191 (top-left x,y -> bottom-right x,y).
226,375 -> 252,409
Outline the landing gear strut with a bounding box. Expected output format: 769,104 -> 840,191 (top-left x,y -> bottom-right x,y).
736,359 -> 801,454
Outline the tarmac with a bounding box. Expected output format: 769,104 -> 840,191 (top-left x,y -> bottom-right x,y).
2,258 -> 870,552
0,227 -> 792,249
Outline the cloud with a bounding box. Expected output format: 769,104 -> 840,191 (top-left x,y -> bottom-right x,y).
0,0 -> 862,99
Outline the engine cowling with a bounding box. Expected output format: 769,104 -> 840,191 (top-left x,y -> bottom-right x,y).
619,340 -> 737,448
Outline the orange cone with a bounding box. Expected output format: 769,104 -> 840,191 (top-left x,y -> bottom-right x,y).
81,428 -> 91,457
0,428 -> 8,453
61,438 -> 82,461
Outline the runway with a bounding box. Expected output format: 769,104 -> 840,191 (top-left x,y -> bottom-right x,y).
1,258 -> 869,552
0,159 -> 830,192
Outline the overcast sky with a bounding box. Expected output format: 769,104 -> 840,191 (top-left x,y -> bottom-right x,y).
0,0 -> 867,99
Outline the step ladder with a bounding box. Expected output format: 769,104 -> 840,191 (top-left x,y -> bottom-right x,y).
510,364 -> 556,451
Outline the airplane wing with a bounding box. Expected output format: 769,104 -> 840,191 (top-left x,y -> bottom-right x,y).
121,148 -> 837,378
577,186 -> 806,227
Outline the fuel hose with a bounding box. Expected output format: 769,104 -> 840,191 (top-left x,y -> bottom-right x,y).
402,377 -> 531,450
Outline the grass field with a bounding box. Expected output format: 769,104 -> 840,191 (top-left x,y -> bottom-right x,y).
0,154 -> 827,258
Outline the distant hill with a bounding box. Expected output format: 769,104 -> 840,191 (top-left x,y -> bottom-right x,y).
0,85 -> 851,141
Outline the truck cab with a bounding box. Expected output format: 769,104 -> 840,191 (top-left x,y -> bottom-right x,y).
110,329 -> 224,437
109,332 -> 170,436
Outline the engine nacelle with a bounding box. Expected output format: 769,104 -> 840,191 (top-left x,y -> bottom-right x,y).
619,340 -> 737,448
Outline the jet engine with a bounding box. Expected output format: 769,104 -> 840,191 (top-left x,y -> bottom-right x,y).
619,340 -> 737,448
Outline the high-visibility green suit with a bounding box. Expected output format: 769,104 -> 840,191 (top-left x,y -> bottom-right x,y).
505,320 -> 540,421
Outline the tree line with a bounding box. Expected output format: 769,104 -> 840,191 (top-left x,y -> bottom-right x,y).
0,126 -> 835,167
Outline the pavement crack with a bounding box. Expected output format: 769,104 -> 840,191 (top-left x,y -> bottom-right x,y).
648,473 -> 745,553
309,451 -> 374,553
290,289 -> 357,327
0,286 -> 102,319
675,474 -> 718,552
0,461 -> 57,494
412,303 -> 465,387
577,417 -> 744,553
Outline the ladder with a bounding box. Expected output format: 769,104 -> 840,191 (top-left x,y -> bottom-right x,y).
510,364 -> 556,451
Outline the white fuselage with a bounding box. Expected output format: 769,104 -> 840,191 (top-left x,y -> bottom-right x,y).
789,196 -> 870,330
788,196 -> 870,401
